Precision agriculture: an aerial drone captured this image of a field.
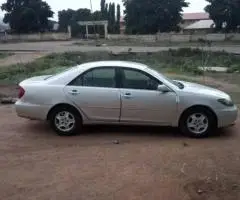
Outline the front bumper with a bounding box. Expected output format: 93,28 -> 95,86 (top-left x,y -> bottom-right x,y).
15,100 -> 50,121
216,105 -> 238,128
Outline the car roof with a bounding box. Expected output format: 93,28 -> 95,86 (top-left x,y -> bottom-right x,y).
76,61 -> 149,71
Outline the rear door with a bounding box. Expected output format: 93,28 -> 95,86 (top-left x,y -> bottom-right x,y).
64,67 -> 121,122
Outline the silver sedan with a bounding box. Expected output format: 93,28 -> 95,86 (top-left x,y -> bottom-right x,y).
15,61 -> 238,138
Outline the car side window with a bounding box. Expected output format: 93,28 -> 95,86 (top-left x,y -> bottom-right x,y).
122,69 -> 160,90
70,68 -> 116,88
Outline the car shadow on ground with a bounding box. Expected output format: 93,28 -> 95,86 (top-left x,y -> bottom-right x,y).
27,121 -> 236,140
83,125 -> 236,139
27,121 -> 181,138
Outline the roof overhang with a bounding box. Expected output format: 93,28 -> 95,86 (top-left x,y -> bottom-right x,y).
77,21 -> 108,26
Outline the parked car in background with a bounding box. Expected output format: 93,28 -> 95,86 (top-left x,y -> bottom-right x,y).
15,61 -> 238,138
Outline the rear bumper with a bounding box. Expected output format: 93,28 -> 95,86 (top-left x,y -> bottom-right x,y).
216,105 -> 238,128
15,100 -> 50,121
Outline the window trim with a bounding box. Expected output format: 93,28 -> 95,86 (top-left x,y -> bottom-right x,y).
67,66 -> 118,88
118,67 -> 162,90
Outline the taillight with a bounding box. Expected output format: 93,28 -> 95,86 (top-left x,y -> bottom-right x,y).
18,86 -> 25,99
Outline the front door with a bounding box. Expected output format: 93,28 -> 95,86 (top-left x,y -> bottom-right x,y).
64,67 -> 121,122
119,68 -> 177,125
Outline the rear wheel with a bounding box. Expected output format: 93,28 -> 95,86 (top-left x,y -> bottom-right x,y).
179,107 -> 217,138
49,106 -> 82,136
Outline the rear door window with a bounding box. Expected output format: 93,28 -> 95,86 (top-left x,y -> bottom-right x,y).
70,68 -> 116,88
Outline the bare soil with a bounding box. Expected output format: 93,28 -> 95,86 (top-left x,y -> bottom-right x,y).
0,40 -> 240,54
0,52 -> 48,67
0,85 -> 19,98
0,105 -> 239,200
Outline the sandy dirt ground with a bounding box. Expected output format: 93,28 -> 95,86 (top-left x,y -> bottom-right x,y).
0,52 -> 48,67
0,105 -> 239,200
0,41 -> 240,199
0,40 -> 240,54
0,85 -> 19,97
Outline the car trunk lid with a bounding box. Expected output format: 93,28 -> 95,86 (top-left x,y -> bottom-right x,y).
19,75 -> 52,86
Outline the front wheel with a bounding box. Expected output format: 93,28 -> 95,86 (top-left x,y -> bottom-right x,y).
179,108 -> 217,138
49,106 -> 82,136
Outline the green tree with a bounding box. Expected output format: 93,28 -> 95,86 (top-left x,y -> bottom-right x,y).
1,0 -> 53,33
205,0 -> 240,31
108,3 -> 112,32
104,3 -> 108,19
123,0 -> 188,34
92,11 -> 103,20
100,0 -> 105,14
74,8 -> 92,21
116,4 -> 121,34
100,0 -> 108,20
58,8 -> 92,37
111,3 -> 116,33
92,10 -> 104,35
107,3 -> 116,33
58,9 -> 75,32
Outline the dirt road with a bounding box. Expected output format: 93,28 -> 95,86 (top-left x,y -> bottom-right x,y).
0,41 -> 240,54
0,41 -> 240,67
0,52 -> 48,67
0,105 -> 239,200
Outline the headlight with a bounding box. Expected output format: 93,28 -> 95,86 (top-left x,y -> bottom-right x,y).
218,99 -> 234,107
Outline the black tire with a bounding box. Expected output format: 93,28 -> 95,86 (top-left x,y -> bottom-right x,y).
49,105 -> 82,136
179,107 -> 217,138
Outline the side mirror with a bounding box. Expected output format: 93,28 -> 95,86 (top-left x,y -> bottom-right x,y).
157,85 -> 170,93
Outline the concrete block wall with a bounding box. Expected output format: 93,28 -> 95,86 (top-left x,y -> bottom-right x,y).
107,34 -> 126,40
108,34 -> 156,42
190,34 -> 207,42
108,33 -> 240,42
226,34 -> 240,41
170,34 -> 191,42
206,34 -> 225,41
138,35 -> 156,42
156,33 -> 171,42
0,32 -> 71,42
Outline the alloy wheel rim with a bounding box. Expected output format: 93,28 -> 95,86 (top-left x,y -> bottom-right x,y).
187,113 -> 209,135
54,111 -> 75,132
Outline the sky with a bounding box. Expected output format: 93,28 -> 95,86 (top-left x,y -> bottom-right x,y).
0,0 -> 208,21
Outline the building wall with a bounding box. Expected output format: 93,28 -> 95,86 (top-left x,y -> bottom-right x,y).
183,29 -> 214,34
180,20 -> 199,29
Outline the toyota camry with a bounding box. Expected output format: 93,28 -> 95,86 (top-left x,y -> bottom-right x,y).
15,61 -> 238,138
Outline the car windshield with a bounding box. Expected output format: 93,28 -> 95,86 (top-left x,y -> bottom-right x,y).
148,68 -> 184,89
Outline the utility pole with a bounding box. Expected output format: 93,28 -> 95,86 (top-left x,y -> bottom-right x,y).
89,0 -> 93,12
89,0 -> 97,42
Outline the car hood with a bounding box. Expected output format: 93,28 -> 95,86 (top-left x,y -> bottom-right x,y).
177,80 -> 230,100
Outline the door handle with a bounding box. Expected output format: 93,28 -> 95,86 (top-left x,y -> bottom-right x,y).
69,90 -> 80,95
123,92 -> 132,99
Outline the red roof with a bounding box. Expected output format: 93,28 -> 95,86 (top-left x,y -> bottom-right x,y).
183,12 -> 209,20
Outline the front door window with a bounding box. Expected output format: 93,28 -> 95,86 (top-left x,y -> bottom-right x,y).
122,68 -> 160,90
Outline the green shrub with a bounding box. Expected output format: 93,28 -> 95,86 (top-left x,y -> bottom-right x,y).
1,49 -> 240,84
